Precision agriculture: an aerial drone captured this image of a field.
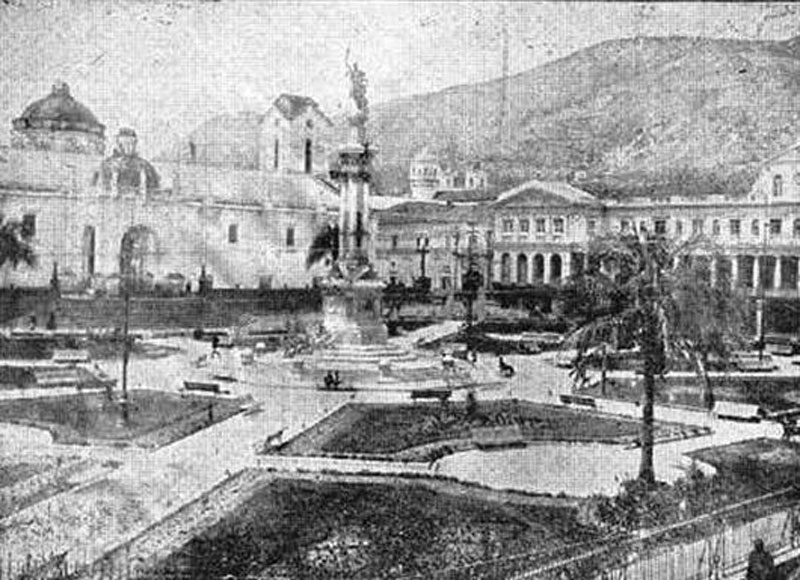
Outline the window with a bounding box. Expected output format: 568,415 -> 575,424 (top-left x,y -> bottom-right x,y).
502,219 -> 514,233
535,218 -> 546,233
770,218 -> 782,236
21,213 -> 35,237
773,174 -> 783,197
675,220 -> 683,236
730,219 -> 741,237
690,218 -> 703,235
620,219 -> 630,233
286,227 -> 295,247
391,235 -> 398,249
273,139 -> 279,170
228,224 -> 238,244
587,219 -> 597,236
712,219 -> 721,236
654,219 -> 667,235
639,221 -> 647,234
794,219 -> 800,239
519,218 -> 530,233
553,217 -> 565,234
752,219 -> 760,237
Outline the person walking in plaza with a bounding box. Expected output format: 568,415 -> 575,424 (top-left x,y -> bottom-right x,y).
747,538 -> 778,580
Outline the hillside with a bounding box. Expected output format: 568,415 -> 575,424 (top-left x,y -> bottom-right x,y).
362,34 -> 800,194
165,35 -> 800,197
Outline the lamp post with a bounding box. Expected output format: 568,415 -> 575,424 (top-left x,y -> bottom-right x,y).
454,222 -> 490,351
120,268 -> 131,423
415,235 -> 431,292
758,216 -> 769,361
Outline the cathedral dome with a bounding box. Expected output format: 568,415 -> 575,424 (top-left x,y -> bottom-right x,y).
13,82 -> 105,136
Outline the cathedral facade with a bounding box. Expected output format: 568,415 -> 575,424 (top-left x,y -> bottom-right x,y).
0,83 -> 339,292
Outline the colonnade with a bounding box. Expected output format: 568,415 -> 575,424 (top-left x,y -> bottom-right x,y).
497,251 -> 581,285
494,251 -> 800,294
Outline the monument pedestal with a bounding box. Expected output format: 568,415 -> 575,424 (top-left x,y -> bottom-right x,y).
322,278 -> 387,346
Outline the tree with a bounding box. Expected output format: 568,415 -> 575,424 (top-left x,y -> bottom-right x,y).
569,232 -> 747,485
669,254 -> 749,410
0,217 -> 35,271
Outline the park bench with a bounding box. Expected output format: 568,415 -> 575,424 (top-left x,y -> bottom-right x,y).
560,394 -> 597,408
713,401 -> 764,422
183,380 -> 222,394
411,388 -> 452,403
51,349 -> 90,364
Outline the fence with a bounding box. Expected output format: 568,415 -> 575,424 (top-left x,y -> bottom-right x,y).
5,486 -> 800,579
394,487 -> 800,580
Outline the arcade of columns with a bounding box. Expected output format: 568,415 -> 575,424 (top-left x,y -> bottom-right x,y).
496,250 -> 800,295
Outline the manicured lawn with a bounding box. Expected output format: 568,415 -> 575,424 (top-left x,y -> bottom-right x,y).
579,374 -> 800,412
150,479 -> 598,580
0,390 -> 243,446
280,400 -> 696,458
0,461 -> 48,489
689,438 -> 800,488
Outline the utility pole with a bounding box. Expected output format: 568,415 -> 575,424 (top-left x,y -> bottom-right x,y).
499,4 -> 510,152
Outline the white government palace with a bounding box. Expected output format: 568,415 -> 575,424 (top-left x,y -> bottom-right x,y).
375,144 -> 800,303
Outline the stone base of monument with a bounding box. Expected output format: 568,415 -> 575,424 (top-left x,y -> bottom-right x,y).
288,342 -> 476,392
287,270 -> 477,391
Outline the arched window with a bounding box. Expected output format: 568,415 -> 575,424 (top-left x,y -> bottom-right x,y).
533,254 -> 545,282
773,174 -> 783,197
517,254 -> 528,285
550,254 -> 562,283
500,253 -> 511,284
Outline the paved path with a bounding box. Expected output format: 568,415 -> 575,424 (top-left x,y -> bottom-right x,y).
0,325 -> 795,574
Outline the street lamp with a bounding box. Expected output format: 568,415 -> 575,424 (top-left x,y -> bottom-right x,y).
454,222 -> 490,351
415,235 -> 431,292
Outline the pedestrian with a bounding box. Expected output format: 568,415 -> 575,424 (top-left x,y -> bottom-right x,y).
746,538 -> 777,580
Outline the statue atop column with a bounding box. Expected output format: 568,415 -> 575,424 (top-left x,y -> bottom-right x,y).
346,58 -> 369,147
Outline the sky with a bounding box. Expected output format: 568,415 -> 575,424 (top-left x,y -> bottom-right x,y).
1,1 -> 799,156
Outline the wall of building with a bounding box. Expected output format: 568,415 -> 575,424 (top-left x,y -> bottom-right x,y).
0,189 -> 333,290
259,107 -> 331,175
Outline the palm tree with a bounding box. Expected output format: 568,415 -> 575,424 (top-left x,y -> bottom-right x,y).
569,231 -> 747,485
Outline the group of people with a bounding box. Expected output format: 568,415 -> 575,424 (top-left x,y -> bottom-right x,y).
323,370 -> 342,390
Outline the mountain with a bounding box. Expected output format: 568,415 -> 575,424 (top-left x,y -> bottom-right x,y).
362,34 -> 800,195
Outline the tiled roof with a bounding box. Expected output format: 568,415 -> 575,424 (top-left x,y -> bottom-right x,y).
375,200 -> 489,225
433,189 -> 500,203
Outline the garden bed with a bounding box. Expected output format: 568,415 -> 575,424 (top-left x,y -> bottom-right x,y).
144,477 -> 598,580
0,389 -> 246,447
277,400 -> 696,461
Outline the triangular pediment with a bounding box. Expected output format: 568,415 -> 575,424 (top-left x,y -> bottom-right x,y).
492,179 -> 601,209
